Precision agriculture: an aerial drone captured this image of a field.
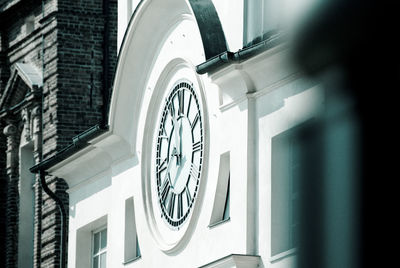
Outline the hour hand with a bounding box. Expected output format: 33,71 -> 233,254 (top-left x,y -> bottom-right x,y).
172,116 -> 181,164
164,148 -> 177,183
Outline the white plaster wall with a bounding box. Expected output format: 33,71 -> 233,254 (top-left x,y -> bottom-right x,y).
66,0 -> 329,266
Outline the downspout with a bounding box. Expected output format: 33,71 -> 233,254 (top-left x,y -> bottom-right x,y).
39,170 -> 67,268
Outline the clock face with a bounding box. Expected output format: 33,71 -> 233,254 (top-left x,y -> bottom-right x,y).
155,79 -> 204,229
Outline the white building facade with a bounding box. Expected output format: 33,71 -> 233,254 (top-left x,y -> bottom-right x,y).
45,1 -> 328,267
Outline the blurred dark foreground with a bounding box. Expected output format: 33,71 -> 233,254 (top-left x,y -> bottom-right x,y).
291,0 -> 399,267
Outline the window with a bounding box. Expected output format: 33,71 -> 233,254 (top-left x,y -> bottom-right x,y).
244,0 -> 318,45
124,197 -> 141,263
271,123 -> 307,256
209,152 -> 231,227
92,228 -> 107,268
271,119 -> 321,259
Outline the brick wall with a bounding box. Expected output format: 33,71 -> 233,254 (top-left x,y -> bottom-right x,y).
0,121 -> 7,266
54,0 -> 117,151
0,0 -> 117,267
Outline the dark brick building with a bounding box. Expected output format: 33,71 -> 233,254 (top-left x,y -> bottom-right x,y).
0,0 -> 117,267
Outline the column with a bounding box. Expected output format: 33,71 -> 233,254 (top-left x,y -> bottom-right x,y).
3,123 -> 19,268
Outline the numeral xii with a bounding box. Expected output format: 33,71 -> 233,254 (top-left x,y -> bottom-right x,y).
178,90 -> 184,115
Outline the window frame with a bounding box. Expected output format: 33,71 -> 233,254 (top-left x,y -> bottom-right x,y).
271,124 -> 305,257
91,226 -> 107,268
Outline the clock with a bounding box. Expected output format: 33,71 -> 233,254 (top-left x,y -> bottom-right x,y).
141,61 -> 208,252
155,79 -> 204,229
136,17 -> 208,252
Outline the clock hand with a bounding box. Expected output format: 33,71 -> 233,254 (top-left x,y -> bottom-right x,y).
172,155 -> 187,188
172,116 -> 181,165
163,148 -> 177,186
179,118 -> 183,161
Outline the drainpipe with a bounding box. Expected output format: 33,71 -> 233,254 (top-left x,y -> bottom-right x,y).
39,170 -> 67,268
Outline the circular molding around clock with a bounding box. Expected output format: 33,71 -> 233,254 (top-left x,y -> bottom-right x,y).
141,59 -> 209,253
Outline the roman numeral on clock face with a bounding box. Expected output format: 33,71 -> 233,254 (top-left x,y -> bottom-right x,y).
168,193 -> 176,218
185,186 -> 192,207
159,126 -> 168,140
191,113 -> 199,130
177,193 -> 183,219
186,94 -> 192,117
169,102 -> 175,118
157,157 -> 167,174
190,163 -> 200,179
160,178 -> 171,204
192,141 -> 201,152
178,90 -> 184,116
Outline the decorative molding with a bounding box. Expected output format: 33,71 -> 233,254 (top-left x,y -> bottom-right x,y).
0,62 -> 42,113
31,105 -> 42,160
199,254 -> 261,268
209,45 -> 307,113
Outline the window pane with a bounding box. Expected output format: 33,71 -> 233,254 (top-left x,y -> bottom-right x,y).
222,177 -> 230,220
136,237 -> 141,257
93,232 -> 100,254
100,253 -> 106,268
93,256 -> 99,268
101,229 -> 107,249
271,132 -> 291,255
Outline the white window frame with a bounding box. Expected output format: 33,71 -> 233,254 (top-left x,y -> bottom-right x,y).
91,227 -> 107,268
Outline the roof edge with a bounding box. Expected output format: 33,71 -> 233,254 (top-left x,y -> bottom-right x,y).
30,124 -> 109,174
